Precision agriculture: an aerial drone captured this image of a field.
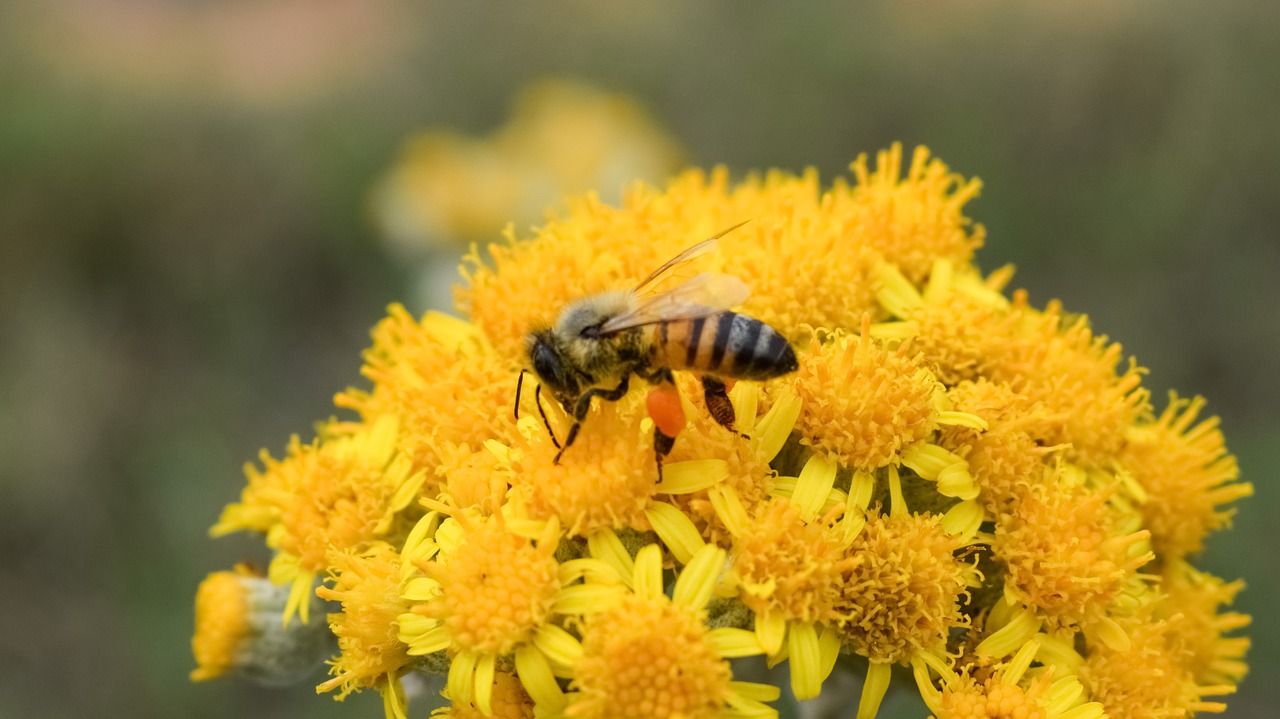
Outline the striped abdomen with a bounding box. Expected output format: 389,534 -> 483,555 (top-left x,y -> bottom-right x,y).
651,312 -> 798,381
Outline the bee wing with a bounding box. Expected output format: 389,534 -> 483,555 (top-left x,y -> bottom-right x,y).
631,220 -> 751,296
597,272 -> 750,334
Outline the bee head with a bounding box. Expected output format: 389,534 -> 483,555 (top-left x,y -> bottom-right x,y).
527,329 -> 581,408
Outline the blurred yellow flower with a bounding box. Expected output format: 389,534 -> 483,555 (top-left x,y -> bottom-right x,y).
196,143 -> 1251,719
372,78 -> 684,254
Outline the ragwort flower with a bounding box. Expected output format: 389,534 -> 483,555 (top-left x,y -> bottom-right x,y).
195,143 -> 1251,718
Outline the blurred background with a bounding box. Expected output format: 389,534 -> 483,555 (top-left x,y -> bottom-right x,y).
2,1 -> 1276,717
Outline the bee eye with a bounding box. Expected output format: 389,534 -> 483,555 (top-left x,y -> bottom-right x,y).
532,338 -> 571,392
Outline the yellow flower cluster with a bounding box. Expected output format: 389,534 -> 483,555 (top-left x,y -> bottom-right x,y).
192,143 -> 1251,719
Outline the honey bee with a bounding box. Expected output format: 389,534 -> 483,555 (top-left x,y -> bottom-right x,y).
518,222 -> 798,470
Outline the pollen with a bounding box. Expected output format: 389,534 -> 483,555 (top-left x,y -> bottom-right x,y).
191,569 -> 252,681
994,469 -> 1152,629
833,512 -> 968,664
1121,395 -> 1251,561
727,497 -> 848,623
569,594 -> 731,719
508,397 -> 658,536
792,322 -> 940,472
418,518 -> 560,655
316,544 -> 412,699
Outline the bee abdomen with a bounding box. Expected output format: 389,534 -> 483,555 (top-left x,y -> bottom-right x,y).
661,312 -> 797,380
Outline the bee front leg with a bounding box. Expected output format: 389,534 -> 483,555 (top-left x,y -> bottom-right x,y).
553,376 -> 630,464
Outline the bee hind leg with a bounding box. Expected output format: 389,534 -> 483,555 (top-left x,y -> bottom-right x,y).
653,430 -> 676,481
700,376 -> 740,434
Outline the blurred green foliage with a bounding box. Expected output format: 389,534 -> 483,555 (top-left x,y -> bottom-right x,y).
1,1 -> 1276,717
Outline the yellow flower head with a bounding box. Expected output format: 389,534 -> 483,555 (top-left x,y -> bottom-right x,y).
661,377 -> 799,546
1158,561 -> 1251,688
191,568 -> 253,682
316,543 -> 413,701
850,144 -> 984,285
995,467 -> 1152,630
929,640 -> 1104,719
994,305 -> 1149,471
414,514 -> 562,656
212,415 -> 423,624
938,378 -> 1062,512
336,307 -> 517,486
792,320 -> 941,472
726,496 -> 849,624
1082,610 -> 1237,719
191,565 -> 332,684
875,259 -> 1019,386
568,544 -> 777,719
834,510 -> 970,665
1121,395 -> 1251,561
505,396 -> 658,536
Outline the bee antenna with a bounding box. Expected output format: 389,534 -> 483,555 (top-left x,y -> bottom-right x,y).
534,384 -> 561,450
515,369 -> 526,420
